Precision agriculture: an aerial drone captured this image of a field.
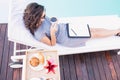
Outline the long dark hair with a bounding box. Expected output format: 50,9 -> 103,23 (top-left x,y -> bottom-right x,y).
23,2 -> 44,35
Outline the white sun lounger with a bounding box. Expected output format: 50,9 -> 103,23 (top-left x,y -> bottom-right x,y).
8,2 -> 120,79
8,0 -> 120,57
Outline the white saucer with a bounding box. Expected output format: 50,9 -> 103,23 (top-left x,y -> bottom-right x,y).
30,77 -> 46,80
28,53 -> 46,71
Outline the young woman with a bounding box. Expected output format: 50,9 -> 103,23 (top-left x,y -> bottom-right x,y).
23,2 -> 120,47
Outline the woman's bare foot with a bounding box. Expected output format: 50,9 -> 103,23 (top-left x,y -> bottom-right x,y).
116,32 -> 120,36
115,29 -> 120,36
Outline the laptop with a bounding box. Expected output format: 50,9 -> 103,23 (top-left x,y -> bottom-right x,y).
66,23 -> 91,38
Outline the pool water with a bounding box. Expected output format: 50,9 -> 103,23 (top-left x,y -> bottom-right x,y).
40,0 -> 120,18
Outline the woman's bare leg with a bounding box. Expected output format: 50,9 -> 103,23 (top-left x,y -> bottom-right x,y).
90,28 -> 120,38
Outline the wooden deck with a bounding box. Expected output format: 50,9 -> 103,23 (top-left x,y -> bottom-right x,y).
0,23 -> 120,80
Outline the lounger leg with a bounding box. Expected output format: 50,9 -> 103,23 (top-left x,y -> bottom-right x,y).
9,55 -> 27,80
113,49 -> 120,55
13,41 -> 17,56
12,42 -> 30,61
10,56 -> 24,68
11,42 -> 37,61
117,50 -> 120,55
10,42 -> 43,69
11,42 -> 19,62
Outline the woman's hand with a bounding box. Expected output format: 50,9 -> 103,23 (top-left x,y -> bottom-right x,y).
39,22 -> 58,46
49,22 -> 58,46
50,22 -> 58,33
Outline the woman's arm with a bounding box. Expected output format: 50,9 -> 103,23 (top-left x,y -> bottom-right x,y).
50,23 -> 57,45
40,23 -> 57,46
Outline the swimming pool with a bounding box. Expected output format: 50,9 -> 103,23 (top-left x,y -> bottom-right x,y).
41,0 -> 120,18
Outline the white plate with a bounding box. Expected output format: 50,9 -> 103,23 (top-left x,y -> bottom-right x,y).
28,53 -> 46,71
30,78 -> 40,80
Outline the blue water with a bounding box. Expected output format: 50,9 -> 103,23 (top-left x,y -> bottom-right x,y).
40,0 -> 120,17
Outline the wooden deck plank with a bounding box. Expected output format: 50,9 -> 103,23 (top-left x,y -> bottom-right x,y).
20,44 -> 27,55
105,51 -> 117,80
85,53 -> 95,80
101,52 -> 113,80
68,55 -> 77,80
0,24 -> 6,73
59,56 -> 65,80
91,53 -> 101,80
13,69 -> 21,80
6,42 -> 14,80
0,24 -> 10,80
74,54 -> 83,80
62,55 -> 71,80
96,52 -> 106,80
116,52 -> 120,70
1,24 -> 120,80
80,54 -> 89,80
110,51 -> 120,80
